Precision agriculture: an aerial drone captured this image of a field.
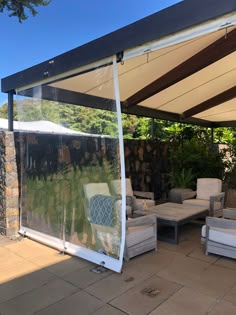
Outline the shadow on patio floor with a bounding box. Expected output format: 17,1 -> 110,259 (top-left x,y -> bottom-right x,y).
0,224 -> 236,315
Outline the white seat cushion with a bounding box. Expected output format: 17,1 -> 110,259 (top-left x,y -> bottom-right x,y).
202,225 -> 236,247
126,225 -> 154,247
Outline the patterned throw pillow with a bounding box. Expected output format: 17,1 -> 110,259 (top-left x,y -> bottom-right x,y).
90,194 -> 120,227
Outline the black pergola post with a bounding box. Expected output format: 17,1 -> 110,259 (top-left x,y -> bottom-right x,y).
8,91 -> 14,131
211,127 -> 214,151
151,118 -> 155,139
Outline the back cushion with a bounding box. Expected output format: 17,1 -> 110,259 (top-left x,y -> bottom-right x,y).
126,178 -> 134,196
84,183 -> 110,201
110,179 -> 134,197
110,179 -> 121,195
197,178 -> 222,200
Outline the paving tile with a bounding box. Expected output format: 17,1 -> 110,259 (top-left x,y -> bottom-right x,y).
158,239 -> 199,256
46,257 -> 91,276
157,255 -> 209,287
28,251 -> 71,267
223,284 -> 236,306
0,236 -> 16,246
123,249 -> 179,275
0,247 -> 16,259
5,239 -> 58,259
214,256 -> 236,270
149,286 -> 216,315
85,267 -> 152,302
30,254 -> 90,276
93,304 -> 127,315
35,291 -> 104,315
0,250 -> 25,271
187,245 -> 219,263
158,252 -> 236,300
111,275 -> 181,315
0,268 -> 55,303
0,261 -> 40,284
187,264 -> 236,299
0,278 -> 77,315
62,264 -> 112,289
208,300 -> 236,315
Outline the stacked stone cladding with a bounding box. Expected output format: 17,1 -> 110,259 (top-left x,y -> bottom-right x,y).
0,131 -> 19,237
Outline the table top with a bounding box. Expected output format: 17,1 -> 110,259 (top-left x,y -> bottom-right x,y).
145,202 -> 208,222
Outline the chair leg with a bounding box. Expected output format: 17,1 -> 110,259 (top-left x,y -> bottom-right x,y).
124,255 -> 130,262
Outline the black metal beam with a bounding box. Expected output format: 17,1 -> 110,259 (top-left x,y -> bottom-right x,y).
123,103 -> 180,121
125,28 -> 236,107
182,86 -> 236,119
123,105 -> 212,127
2,0 -> 236,93
19,86 -> 115,111
214,121 -> 236,128
8,91 -> 14,131
19,85 -> 213,127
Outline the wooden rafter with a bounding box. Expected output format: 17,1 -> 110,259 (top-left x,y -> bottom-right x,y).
182,86 -> 236,119
124,28 -> 236,107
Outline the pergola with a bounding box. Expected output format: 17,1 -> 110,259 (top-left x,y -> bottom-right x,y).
1,0 -> 236,129
1,0 -> 236,272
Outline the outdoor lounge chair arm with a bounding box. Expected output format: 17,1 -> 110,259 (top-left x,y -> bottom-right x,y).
209,192 -> 225,217
206,216 -> 236,229
126,214 -> 156,228
210,192 -> 225,199
223,208 -> 236,220
133,190 -> 154,200
82,197 -> 91,221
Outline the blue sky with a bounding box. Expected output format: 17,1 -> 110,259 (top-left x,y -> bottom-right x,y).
0,0 -> 180,104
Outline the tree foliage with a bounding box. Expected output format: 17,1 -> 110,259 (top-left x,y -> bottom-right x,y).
0,0 -> 50,22
0,98 -> 235,144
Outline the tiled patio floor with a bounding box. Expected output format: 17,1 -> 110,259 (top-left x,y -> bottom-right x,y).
0,223 -> 236,315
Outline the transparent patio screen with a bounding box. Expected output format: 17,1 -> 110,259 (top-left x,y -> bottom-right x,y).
16,58 -> 126,272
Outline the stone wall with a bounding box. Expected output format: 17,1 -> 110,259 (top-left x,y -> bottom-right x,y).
0,131 -> 19,237
0,132 -> 6,234
124,139 -> 169,199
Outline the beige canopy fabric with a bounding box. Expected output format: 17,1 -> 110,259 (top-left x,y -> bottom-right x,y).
49,26 -> 236,126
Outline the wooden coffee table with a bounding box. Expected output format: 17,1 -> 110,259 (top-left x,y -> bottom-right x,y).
139,202 -> 208,244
